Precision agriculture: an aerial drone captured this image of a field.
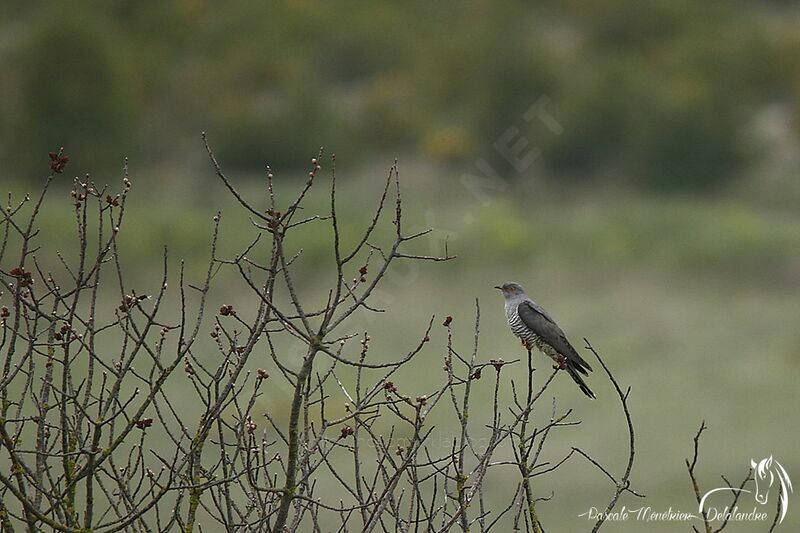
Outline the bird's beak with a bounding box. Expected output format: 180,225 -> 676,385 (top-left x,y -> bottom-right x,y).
493,285 -> 503,291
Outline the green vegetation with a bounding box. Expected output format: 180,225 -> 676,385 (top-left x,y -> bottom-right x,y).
3,1 -> 800,192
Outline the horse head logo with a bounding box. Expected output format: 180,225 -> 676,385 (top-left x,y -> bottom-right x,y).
700,456 -> 792,525
751,456 -> 792,521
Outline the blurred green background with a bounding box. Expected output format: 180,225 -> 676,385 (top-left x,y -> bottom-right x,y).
1,1 -> 799,531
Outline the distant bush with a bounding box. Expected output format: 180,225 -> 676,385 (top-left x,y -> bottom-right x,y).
5,17 -> 138,177
0,1 -> 796,192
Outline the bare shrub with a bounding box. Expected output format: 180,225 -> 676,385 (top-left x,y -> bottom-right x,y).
0,140 -> 640,532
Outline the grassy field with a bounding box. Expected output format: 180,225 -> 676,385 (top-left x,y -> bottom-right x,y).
3,159 -> 799,531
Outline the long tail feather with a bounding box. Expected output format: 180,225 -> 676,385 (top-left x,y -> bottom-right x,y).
567,365 -> 596,399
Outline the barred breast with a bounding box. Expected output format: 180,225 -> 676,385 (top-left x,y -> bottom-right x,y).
506,303 -> 540,346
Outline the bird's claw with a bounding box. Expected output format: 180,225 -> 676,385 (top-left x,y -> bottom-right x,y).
553,355 -> 568,371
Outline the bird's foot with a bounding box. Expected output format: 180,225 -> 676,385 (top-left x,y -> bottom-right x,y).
521,339 -> 531,351
553,355 -> 568,371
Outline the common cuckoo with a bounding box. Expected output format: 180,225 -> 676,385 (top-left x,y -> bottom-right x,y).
495,282 -> 595,399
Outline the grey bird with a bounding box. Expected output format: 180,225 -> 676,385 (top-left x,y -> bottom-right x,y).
495,282 -> 595,399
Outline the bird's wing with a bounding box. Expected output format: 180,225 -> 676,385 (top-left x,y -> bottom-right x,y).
517,300 -> 593,374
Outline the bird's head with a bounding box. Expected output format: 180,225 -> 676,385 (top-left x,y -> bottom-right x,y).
494,282 -> 526,299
